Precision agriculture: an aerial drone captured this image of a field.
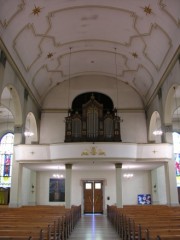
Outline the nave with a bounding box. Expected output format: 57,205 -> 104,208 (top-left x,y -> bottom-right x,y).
68,214 -> 120,240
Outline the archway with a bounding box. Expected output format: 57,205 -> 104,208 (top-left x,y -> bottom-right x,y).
24,112 -> 38,144
0,85 -> 22,205
171,86 -> 180,202
149,111 -> 162,143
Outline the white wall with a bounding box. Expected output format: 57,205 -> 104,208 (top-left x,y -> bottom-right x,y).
43,75 -> 144,109
122,170 -> 151,205
21,167 -> 37,206
21,167 -> 31,205
120,112 -> 147,143
151,165 -> 167,204
39,111 -> 147,144
36,167 -> 151,209
40,75 -> 146,144
151,169 -> 158,204
36,170 -> 66,206
157,166 -> 167,204
40,112 -> 66,144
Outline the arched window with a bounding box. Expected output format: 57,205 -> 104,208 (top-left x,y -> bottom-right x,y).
0,133 -> 14,187
173,132 -> 180,187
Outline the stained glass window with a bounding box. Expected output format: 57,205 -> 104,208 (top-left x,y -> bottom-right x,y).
173,132 -> 180,187
0,133 -> 14,187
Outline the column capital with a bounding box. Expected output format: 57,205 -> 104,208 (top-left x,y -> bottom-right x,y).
14,125 -> 23,134
115,163 -> 122,169
14,125 -> 25,144
164,124 -> 173,133
65,163 -> 73,169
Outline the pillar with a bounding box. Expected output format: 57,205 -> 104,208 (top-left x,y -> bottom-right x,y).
164,125 -> 173,144
163,126 -> 179,205
157,88 -> 166,143
0,49 -> 6,92
9,127 -> 24,207
164,160 -> 179,205
65,163 -> 72,208
115,163 -> 123,208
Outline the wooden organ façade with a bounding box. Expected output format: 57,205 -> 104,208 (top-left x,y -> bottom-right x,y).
65,93 -> 121,142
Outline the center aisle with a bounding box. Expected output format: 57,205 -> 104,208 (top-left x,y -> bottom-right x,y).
69,214 -> 120,240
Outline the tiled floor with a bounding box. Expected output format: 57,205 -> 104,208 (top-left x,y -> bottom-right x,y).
68,214 -> 120,240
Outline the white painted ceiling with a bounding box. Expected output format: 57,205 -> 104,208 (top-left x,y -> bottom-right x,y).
0,0 -> 180,105
0,0 -> 180,172
23,161 -> 164,172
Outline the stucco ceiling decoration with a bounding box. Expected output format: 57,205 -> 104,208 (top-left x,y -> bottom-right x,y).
32,5 -> 42,16
0,0 -> 179,104
143,5 -> 153,15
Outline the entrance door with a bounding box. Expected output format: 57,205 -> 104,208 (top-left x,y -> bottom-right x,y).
84,181 -> 103,214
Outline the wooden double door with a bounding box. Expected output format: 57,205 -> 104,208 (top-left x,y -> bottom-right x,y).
84,181 -> 103,214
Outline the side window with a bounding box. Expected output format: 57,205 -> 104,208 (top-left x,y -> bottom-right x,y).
0,133 -> 14,187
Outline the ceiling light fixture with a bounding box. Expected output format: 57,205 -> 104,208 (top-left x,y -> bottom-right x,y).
53,174 -> 64,178
153,130 -> 163,136
24,131 -> 34,137
123,165 -> 134,179
123,173 -> 134,179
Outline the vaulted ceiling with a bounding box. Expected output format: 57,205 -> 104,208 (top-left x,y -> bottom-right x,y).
0,0 -> 180,106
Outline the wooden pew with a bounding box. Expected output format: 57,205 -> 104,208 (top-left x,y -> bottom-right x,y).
107,204 -> 180,240
0,205 -> 81,240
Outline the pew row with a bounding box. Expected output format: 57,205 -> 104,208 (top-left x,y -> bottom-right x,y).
107,204 -> 180,240
0,205 -> 81,240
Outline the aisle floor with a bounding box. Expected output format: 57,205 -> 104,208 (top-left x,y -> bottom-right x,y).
68,214 -> 120,240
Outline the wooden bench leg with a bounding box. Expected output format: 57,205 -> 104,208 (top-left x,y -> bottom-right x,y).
131,220 -> 136,240
145,229 -> 150,240
54,220 -> 57,240
48,225 -> 51,240
40,229 -> 43,240
138,224 -> 142,240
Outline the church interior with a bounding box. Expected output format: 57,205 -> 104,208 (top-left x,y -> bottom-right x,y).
0,0 -> 180,220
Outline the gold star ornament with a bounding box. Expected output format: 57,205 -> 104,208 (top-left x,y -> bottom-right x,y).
143,5 -> 152,15
32,5 -> 42,16
132,52 -> 138,58
47,52 -> 53,59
